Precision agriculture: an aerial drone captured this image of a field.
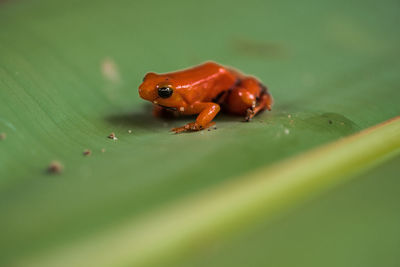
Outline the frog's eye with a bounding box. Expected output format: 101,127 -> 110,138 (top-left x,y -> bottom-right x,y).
158,86 -> 173,98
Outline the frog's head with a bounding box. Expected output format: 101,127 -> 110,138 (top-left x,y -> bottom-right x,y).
139,72 -> 187,110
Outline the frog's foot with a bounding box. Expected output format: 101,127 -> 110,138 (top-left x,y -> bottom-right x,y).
245,108 -> 255,122
171,122 -> 215,134
244,92 -> 272,122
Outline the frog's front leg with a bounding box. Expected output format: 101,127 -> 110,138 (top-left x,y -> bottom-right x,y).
171,102 -> 220,133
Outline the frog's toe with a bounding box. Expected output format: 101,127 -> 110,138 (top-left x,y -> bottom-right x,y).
171,125 -> 189,134
171,123 -> 195,133
171,122 -> 215,133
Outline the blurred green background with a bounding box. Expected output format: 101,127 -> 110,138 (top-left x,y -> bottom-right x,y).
0,0 -> 399,266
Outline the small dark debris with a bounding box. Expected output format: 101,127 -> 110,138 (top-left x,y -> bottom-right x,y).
48,161 -> 63,174
208,129 -> 211,131
0,133 -> 6,140
328,120 -> 333,124
83,149 -> 91,156
108,132 -> 117,140
213,126 -> 217,130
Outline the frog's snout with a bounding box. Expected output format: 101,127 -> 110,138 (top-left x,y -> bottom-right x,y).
138,84 -> 156,102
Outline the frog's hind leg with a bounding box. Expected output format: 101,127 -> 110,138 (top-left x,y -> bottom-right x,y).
225,77 -> 273,121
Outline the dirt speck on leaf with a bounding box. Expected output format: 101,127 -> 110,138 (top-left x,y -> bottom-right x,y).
108,132 -> 118,140
48,161 -> 63,174
83,149 -> 91,156
101,57 -> 121,83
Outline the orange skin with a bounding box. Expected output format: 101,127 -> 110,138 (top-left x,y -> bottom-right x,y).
138,62 -> 273,133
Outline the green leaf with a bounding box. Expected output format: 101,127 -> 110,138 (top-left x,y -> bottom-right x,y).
0,0 -> 399,266
17,118 -> 400,267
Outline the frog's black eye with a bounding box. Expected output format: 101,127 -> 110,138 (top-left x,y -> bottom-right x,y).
158,86 -> 173,98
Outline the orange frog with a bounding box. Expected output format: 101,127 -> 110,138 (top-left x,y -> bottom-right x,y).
138,62 -> 273,133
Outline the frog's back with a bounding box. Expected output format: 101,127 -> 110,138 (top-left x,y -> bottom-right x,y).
167,62 -> 237,102
167,62 -> 224,85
